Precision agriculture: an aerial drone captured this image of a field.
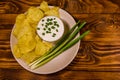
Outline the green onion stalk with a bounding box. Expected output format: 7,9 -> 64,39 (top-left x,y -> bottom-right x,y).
29,21 -> 90,69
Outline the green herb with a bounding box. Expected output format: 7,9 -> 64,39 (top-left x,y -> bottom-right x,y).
46,31 -> 49,33
51,26 -> 55,29
43,28 -> 46,30
49,22 -> 53,25
29,21 -> 80,68
50,18 -> 53,21
42,33 -> 45,35
42,24 -> 44,26
47,18 -> 50,22
45,25 -> 48,28
37,27 -> 40,30
29,21 -> 90,69
52,33 -> 56,37
42,19 -> 44,22
54,21 -> 57,24
46,22 -> 49,26
32,31 -> 89,68
46,31 -> 51,33
56,24 -> 59,27
56,29 -> 58,32
48,28 -> 51,31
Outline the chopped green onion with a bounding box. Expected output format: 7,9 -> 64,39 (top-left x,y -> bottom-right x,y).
30,30 -> 90,69
56,29 -> 58,32
42,24 -> 44,26
48,28 -> 51,31
29,21 -> 90,69
51,26 -> 55,29
29,21 -> 80,67
42,33 -> 45,35
43,28 -> 46,30
42,19 -> 44,22
52,33 -> 56,37
49,22 -> 53,25
37,27 -> 40,30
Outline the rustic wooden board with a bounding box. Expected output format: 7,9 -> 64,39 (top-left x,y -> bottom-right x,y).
0,0 -> 120,79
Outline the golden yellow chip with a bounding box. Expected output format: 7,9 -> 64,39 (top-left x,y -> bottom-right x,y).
12,2 -> 59,64
13,14 -> 26,38
35,40 -> 53,56
13,44 -> 22,58
45,7 -> 60,17
35,41 -> 47,56
21,51 -> 37,64
39,1 -> 49,12
18,34 -> 36,54
26,7 -> 44,23
35,35 -> 42,42
43,41 -> 53,48
17,19 -> 36,39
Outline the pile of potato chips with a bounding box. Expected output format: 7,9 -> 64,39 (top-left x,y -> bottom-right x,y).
13,1 -> 60,64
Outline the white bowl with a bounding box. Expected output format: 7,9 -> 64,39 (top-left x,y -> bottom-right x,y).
37,16 -> 64,42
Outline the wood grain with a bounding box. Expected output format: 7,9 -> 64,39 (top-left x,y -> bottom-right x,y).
0,0 -> 120,80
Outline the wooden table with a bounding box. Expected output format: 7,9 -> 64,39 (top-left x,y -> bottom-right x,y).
0,0 -> 120,79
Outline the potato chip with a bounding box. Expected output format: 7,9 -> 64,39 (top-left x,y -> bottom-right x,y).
17,19 -> 36,39
21,51 -> 37,64
18,34 -> 36,54
13,44 -> 22,58
13,14 -> 26,38
45,7 -> 60,17
35,40 -> 53,56
39,1 -> 50,12
35,35 -> 42,42
12,1 -> 60,64
26,7 -> 44,23
43,41 -> 53,48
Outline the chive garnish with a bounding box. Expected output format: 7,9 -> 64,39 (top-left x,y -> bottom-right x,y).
56,29 -> 58,32
29,21 -> 90,69
42,19 -> 44,22
51,26 -> 55,29
47,18 -> 50,22
37,27 -> 40,30
46,31 -> 51,33
49,22 -> 52,25
43,28 -> 46,30
45,25 -> 48,28
52,33 -> 56,37
42,24 -> 44,26
42,33 -> 45,35
54,21 -> 57,24
56,24 -> 59,27
48,28 -> 51,31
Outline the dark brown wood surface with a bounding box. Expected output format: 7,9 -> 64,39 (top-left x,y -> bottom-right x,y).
0,0 -> 120,80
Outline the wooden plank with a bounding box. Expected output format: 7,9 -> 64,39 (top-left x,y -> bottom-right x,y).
65,0 -> 120,14
0,0 -> 120,14
0,69 -> 120,80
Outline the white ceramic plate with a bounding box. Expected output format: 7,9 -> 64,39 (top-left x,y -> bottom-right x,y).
10,7 -> 80,74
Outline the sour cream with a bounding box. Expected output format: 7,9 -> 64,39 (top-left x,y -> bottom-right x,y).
37,16 -> 64,42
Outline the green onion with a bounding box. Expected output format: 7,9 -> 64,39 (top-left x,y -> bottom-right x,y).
29,21 -> 80,67
30,30 -> 90,69
51,26 -> 55,29
29,21 -> 90,69
52,33 -> 56,37
42,33 -> 45,35
56,29 -> 58,32
37,27 -> 40,30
